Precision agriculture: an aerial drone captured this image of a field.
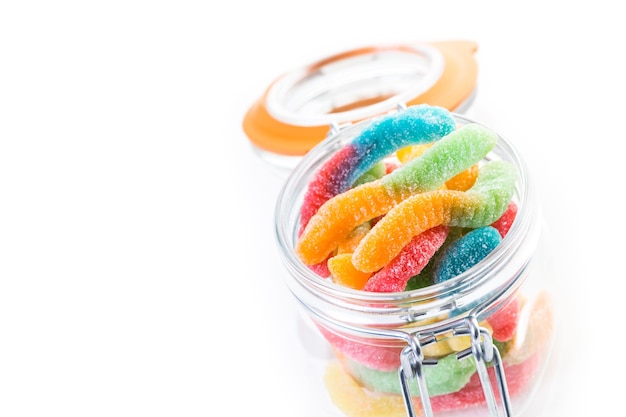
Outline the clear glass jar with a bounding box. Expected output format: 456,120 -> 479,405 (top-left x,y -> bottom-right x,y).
274,111 -> 556,417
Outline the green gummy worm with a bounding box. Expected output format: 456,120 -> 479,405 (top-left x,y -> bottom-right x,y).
381,123 -> 499,196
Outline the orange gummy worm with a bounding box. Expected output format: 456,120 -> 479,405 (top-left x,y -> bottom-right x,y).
328,253 -> 372,289
445,164 -> 478,191
295,181 -> 404,265
353,190 -> 469,272
337,222 -> 371,254
352,161 -> 515,272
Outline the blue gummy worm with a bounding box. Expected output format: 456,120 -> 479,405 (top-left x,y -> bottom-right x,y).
434,226 -> 502,283
345,104 -> 456,188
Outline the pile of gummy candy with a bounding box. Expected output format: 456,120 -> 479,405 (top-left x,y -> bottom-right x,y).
293,104 -> 554,416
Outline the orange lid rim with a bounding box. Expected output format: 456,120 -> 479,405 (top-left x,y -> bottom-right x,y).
243,40 -> 479,157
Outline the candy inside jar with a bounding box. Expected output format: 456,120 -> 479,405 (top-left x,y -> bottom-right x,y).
274,104 -> 556,417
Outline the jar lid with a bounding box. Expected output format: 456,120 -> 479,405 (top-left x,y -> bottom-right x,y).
243,40 -> 479,163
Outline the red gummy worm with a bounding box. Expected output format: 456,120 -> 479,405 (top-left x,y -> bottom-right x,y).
363,226 -> 449,292
299,146 -> 358,235
490,201 -> 518,238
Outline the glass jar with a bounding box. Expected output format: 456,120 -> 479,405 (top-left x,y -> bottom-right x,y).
273,111 -> 556,417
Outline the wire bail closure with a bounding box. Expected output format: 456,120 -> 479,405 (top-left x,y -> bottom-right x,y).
398,317 -> 513,417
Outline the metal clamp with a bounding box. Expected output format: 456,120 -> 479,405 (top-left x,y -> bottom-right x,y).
398,316 -> 512,417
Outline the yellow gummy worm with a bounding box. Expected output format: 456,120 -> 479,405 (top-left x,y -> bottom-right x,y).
324,361 -> 410,417
396,143 -> 432,163
352,161 -> 516,272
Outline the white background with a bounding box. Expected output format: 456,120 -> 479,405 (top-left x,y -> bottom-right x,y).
1,1 -> 623,416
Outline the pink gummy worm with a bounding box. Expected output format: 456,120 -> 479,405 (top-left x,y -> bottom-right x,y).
363,226 -> 449,292
299,146 -> 358,235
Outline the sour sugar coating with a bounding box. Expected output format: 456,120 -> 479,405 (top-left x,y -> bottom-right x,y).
297,181 -> 405,266
296,124 -> 499,266
434,226 -> 502,283
404,227 -> 468,291
328,253 -> 372,289
396,142 -> 479,192
337,222 -> 371,254
352,161 -> 387,187
381,123 -> 498,197
299,105 -> 455,232
363,225 -> 449,292
329,226 -> 448,292
491,200 -> 518,237
308,257 -> 331,278
306,165 -> 385,275
348,104 -> 457,191
352,160 -> 517,273
445,164 -> 479,191
299,146 -> 357,235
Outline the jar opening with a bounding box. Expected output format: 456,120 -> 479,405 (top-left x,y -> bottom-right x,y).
265,45 -> 444,127
274,111 -> 540,329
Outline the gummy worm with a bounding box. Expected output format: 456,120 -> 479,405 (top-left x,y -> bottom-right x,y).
433,225 -> 502,283
328,225 -> 449,292
380,123 -> 497,197
298,180 -> 404,265
491,200 -> 518,238
352,160 -> 517,272
363,225 -> 449,292
299,105 -> 456,232
296,123 -> 498,266
397,142 -> 480,192
328,252 -> 372,290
